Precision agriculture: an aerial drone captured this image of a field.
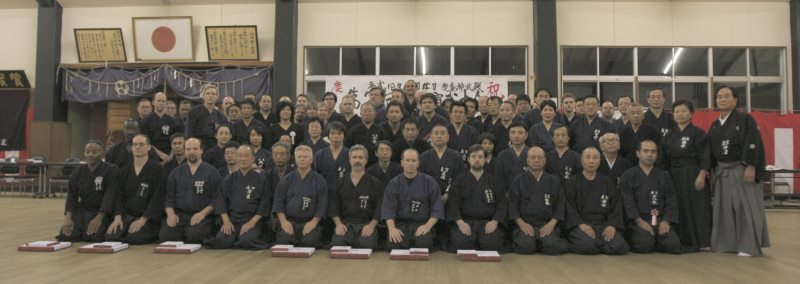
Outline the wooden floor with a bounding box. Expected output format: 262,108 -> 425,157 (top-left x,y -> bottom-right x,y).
1,198 -> 799,284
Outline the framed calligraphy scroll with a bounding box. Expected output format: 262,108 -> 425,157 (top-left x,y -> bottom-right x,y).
74,28 -> 127,63
205,26 -> 260,60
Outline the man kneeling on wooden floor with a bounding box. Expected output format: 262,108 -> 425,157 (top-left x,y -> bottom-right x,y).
205,145 -> 272,249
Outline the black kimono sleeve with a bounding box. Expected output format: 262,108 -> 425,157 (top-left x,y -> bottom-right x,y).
99,166 -> 120,215
143,166 -> 167,221
605,182 -> 625,230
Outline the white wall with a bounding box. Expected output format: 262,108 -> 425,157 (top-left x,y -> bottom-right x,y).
297,1 -> 535,94
0,8 -> 38,86
60,4 -> 275,64
558,1 -> 790,47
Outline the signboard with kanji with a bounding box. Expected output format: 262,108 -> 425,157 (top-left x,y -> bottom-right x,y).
205,26 -> 260,60
74,28 -> 127,63
0,70 -> 31,89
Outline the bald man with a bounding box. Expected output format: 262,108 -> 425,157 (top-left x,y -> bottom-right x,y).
382,149 -> 445,250
57,140 -> 119,243
565,147 -> 629,255
205,145 -> 272,250
508,147 -> 568,255
140,92 -> 183,160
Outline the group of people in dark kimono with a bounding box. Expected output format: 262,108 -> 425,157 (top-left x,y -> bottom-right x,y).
57,81 -> 769,257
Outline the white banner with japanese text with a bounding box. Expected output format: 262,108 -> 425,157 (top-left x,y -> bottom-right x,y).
323,76 -> 508,111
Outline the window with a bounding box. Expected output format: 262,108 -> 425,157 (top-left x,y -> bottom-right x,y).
713,48 -> 747,76
304,46 -> 529,99
342,48 -> 375,75
675,83 -> 709,109
599,48 -> 633,76
305,48 -> 339,75
674,48 -> 708,76
380,47 -> 414,75
750,48 -> 782,76
508,81 -> 526,96
305,81 -> 326,101
637,48 -> 672,76
454,47 -> 489,75
563,82 -> 596,99
751,83 -> 782,110
492,47 -> 526,75
416,47 -> 450,75
562,47 -> 786,112
600,82 -> 633,104
562,47 -> 596,75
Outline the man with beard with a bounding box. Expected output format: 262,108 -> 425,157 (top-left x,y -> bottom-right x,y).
328,145 -> 384,249
619,140 -> 681,254
159,138 -> 222,243
448,145 -> 507,252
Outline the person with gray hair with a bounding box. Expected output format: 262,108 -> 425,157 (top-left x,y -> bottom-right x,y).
598,132 -> 633,187
205,144 -> 272,250
346,102 -> 386,167
273,145 -> 328,248
327,144 -> 384,249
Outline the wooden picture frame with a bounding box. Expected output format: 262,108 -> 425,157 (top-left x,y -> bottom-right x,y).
73,28 -> 127,63
205,26 -> 260,61
132,16 -> 194,62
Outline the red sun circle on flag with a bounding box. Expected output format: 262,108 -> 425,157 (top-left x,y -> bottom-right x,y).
151,26 -> 176,52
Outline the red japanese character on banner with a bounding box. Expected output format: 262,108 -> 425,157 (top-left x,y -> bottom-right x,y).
487,81 -> 500,97
334,80 -> 343,93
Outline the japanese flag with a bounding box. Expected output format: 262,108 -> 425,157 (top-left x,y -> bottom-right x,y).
134,18 -> 193,61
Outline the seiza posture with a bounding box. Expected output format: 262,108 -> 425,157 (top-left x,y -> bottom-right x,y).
382,149 -> 445,250
58,140 -> 120,243
205,145 -> 272,250
273,145 -> 328,248
619,140 -> 681,254
160,138 -> 221,244
328,145 -> 384,249
508,147 -> 568,255
106,134 -> 166,244
448,145 -> 507,252
565,147 -> 629,255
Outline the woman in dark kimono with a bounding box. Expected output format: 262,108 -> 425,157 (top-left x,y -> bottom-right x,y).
480,133 -> 497,174
661,100 -> 711,252
269,101 -> 305,150
248,124 -> 273,170
528,100 -> 562,153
